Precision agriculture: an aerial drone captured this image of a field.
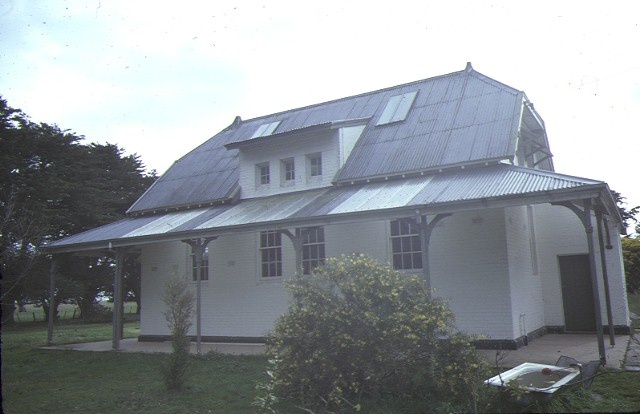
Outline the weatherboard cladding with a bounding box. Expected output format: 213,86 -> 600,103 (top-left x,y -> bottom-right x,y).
46,164 -> 602,251
128,68 -> 523,214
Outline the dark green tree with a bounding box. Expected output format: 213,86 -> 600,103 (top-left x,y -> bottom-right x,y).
612,190 -> 639,235
612,190 -> 640,294
622,237 -> 640,294
0,96 -> 156,323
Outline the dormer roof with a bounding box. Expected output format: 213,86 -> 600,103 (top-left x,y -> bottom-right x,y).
127,64 -> 539,215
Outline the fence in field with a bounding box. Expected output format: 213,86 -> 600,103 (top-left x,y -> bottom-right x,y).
13,302 -> 138,323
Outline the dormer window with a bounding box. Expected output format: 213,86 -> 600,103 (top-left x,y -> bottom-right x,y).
256,162 -> 270,186
252,121 -> 281,138
376,91 -> 418,125
307,153 -> 322,177
281,158 -> 295,182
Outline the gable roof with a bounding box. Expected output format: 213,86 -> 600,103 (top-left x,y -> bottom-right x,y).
44,164 -> 617,254
128,64 -> 528,214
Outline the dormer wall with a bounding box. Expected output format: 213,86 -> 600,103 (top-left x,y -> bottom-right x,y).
238,129 -> 338,199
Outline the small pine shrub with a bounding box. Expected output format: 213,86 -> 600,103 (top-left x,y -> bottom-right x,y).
265,253 -> 490,412
161,275 -> 194,391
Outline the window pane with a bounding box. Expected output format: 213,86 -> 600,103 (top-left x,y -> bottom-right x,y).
413,253 -> 423,269
391,220 -> 399,236
390,219 -> 422,270
260,230 -> 282,277
391,91 -> 418,123
283,159 -> 295,181
259,164 -> 270,184
393,254 -> 402,269
252,121 -> 281,138
301,227 -> 325,275
376,91 -> 417,125
309,154 -> 322,176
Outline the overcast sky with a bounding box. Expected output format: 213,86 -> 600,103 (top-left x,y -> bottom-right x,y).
1,1 -> 639,222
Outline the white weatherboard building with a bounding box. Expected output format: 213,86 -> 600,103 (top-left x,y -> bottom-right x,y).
45,63 -> 631,362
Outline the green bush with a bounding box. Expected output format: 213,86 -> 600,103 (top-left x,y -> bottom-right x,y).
264,253 -> 490,412
82,302 -> 113,323
161,275 -> 194,391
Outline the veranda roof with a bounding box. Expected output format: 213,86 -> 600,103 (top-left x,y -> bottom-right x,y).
42,164 -> 620,254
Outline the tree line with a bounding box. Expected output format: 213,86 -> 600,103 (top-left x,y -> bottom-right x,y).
1,96 -> 157,324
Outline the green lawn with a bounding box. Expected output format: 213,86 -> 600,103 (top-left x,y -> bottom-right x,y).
1,321 -> 267,414
2,300 -> 640,414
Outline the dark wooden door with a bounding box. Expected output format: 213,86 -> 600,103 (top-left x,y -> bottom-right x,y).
558,254 -> 596,331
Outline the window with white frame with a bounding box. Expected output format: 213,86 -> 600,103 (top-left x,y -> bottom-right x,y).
301,227 -> 325,275
390,218 -> 422,270
260,231 -> 282,277
281,158 -> 295,182
256,162 -> 270,186
307,153 -> 322,177
191,247 -> 209,281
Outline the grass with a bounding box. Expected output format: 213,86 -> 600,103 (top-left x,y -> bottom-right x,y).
1,320 -> 266,414
2,297 -> 640,413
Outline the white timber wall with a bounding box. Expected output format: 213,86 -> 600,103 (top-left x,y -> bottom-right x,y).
504,205 -> 545,338
238,130 -> 338,199
203,231 -> 291,337
428,209 -> 514,340
605,234 -> 631,326
140,234 -> 292,338
324,219 -> 389,260
139,204 -> 633,342
140,241 -> 190,337
139,222 -> 392,339
535,203 -> 630,328
139,211 -> 522,341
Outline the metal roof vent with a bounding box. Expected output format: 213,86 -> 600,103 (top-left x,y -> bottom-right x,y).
465,62 -> 473,72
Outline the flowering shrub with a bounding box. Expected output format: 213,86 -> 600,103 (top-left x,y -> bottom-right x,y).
264,253 -> 489,412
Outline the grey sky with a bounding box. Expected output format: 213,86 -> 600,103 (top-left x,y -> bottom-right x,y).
1,0 -> 639,219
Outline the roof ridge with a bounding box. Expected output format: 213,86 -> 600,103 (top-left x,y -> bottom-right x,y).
506,164 -> 604,184
238,65 -> 474,124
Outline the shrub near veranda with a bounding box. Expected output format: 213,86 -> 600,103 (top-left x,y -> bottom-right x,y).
162,275 -> 194,391
265,254 -> 489,412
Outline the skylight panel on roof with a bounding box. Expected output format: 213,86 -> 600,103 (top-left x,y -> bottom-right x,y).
376,91 -> 418,125
252,121 -> 281,138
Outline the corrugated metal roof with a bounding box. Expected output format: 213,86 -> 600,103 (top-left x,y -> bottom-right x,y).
45,164 -> 604,252
128,66 -> 525,214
